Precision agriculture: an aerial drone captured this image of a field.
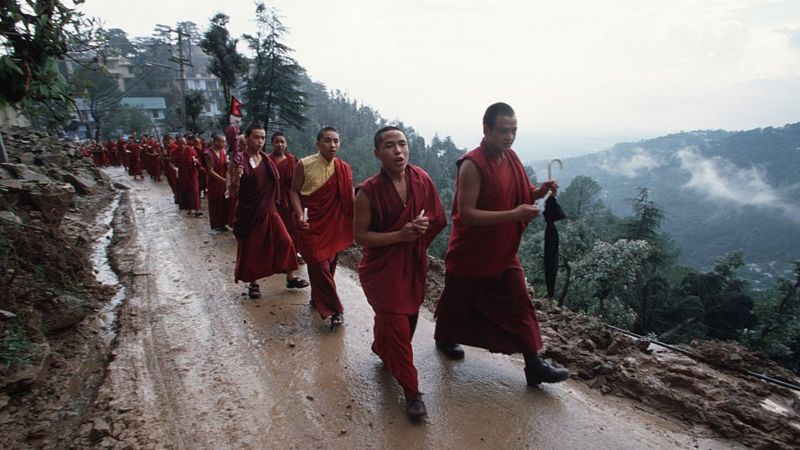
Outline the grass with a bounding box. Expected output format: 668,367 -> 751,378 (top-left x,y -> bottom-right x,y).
0,320 -> 32,373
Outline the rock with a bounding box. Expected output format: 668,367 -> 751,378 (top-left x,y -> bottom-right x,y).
98,436 -> 120,448
61,172 -> 96,195
635,338 -> 651,352
578,369 -> 596,380
18,152 -> 35,165
35,152 -> 68,167
26,424 -> 48,439
22,182 -> 75,224
91,418 -> 112,442
594,362 -> 617,375
0,309 -> 17,319
578,338 -> 596,352
728,353 -> 743,362
0,393 -> 9,409
40,294 -> 93,332
0,210 -> 22,224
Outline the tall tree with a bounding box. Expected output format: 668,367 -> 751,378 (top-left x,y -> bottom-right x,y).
199,13 -> 247,105
242,2 -> 307,133
184,90 -> 207,134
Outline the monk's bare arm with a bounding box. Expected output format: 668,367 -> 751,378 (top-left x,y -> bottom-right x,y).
289,161 -> 307,229
458,159 -> 540,226
354,191 -> 423,247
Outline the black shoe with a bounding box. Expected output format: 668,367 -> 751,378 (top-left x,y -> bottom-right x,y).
525,360 -> 570,386
435,341 -> 465,360
405,394 -> 427,422
247,283 -> 261,299
329,313 -> 344,330
286,277 -> 309,289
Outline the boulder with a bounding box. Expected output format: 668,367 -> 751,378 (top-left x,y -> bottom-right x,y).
61,172 -> 96,195
22,182 -> 75,224
1,343 -> 51,393
39,294 -> 93,332
0,210 -> 22,225
18,152 -> 35,166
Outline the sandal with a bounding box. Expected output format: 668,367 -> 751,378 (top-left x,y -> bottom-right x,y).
247,283 -> 261,299
194,211 -> 204,217
329,313 -> 344,330
286,277 -> 309,289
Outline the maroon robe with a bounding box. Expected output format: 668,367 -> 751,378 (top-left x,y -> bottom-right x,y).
268,152 -> 299,245
173,146 -> 200,211
434,145 -> 543,354
234,153 -> 298,283
297,158 -> 354,319
358,165 -> 446,397
203,147 -> 231,230
164,144 -> 178,203
127,142 -> 143,176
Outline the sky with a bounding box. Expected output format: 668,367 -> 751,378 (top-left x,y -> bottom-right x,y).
78,0 -> 800,159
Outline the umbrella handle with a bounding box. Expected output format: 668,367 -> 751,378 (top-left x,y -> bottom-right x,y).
547,158 -> 563,181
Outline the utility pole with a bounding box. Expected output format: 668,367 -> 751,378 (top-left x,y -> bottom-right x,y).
156,24 -> 193,133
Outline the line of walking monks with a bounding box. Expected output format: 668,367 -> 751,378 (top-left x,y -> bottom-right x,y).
88,102 -> 571,422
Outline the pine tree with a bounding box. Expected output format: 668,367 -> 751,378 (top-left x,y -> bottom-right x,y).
242,3 -> 307,133
199,14 -> 247,104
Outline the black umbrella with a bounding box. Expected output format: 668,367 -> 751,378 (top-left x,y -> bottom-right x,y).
542,159 -> 566,299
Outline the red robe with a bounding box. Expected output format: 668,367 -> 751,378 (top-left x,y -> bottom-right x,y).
127,142 -> 143,176
297,158 -> 354,318
268,152 -> 299,245
173,146 -> 200,211
357,165 -> 446,397
150,140 -> 163,179
117,140 -> 128,169
234,153 -> 298,283
203,147 -> 231,230
164,143 -> 178,203
434,145 -> 543,354
106,141 -> 118,166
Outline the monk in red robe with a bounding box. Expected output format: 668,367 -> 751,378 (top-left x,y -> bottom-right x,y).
289,127 -> 354,328
268,131 -> 307,271
187,135 -> 207,200
203,133 -> 232,231
170,136 -> 202,216
127,138 -> 144,180
355,126 -> 446,421
232,122 -> 307,299
162,136 -> 178,204
116,137 -> 128,170
434,102 -> 570,386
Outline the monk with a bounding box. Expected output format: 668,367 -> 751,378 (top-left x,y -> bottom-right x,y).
187,134 -> 207,200
354,126 -> 446,421
170,136 -> 203,216
434,102 -> 570,386
232,122 -> 307,298
289,126 -> 354,328
162,135 -> 179,204
127,137 -> 144,180
267,131 -> 307,271
116,136 -> 128,170
203,133 -> 232,232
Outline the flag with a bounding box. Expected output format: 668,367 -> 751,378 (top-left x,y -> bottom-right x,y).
230,96 -> 244,117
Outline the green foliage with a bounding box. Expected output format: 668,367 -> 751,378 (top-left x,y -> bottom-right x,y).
741,261 -> 800,372
69,64 -> 121,136
101,105 -> 152,138
0,0 -> 103,127
242,3 -> 308,134
200,13 -> 247,104
0,319 -> 32,373
184,90 -> 207,134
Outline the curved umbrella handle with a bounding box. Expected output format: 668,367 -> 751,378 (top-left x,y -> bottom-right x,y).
547,158 -> 563,181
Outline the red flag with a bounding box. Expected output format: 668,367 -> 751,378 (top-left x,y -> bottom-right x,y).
230,96 -> 244,117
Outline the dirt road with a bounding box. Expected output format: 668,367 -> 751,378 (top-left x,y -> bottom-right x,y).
85,168 -> 738,449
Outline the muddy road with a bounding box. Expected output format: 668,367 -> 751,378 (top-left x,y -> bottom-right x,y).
84,168 -> 739,449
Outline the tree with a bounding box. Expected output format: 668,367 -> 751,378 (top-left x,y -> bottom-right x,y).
69,65 -> 121,139
184,90 -> 207,134
200,13 -> 247,105
559,176 -> 604,223
106,28 -> 136,57
101,105 -> 151,138
242,2 -> 307,133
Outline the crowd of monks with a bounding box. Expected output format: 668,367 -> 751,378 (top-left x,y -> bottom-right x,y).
83,102 -> 570,422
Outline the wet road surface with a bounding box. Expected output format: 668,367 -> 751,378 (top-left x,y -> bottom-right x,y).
101,168 -> 737,449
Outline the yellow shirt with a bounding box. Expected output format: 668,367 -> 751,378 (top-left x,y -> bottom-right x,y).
300,153 -> 336,196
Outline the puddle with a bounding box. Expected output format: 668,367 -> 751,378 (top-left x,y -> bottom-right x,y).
90,193 -> 126,346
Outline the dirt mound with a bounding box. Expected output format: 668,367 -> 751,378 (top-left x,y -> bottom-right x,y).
0,128 -> 116,448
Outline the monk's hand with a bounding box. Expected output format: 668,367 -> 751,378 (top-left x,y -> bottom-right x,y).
539,180 -> 559,197
297,214 -> 310,230
514,204 -> 541,223
234,165 -> 244,178
412,216 -> 429,235
399,222 -> 422,242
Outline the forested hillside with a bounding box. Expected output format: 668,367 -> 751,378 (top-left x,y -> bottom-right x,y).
532,124 -> 800,287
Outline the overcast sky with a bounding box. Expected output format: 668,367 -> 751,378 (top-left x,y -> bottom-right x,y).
79,0 -> 800,159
